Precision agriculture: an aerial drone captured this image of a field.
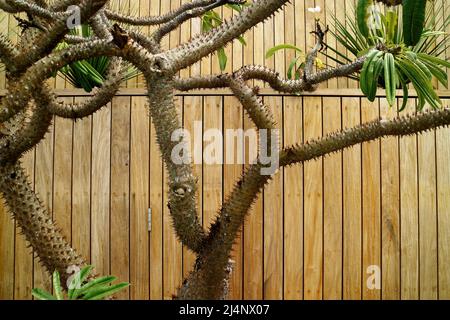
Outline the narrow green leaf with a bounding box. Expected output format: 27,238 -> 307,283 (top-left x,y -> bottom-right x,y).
31,288 -> 56,300
217,47 -> 227,72
384,53 -> 396,106
52,271 -> 64,300
403,0 -> 427,46
265,44 -> 303,59
82,283 -> 130,300
357,0 -> 373,38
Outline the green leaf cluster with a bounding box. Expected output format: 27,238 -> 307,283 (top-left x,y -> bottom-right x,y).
327,1 -> 449,110
56,25 -> 140,92
31,265 -> 129,300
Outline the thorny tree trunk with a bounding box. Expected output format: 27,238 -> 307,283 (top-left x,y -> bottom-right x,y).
0,0 -> 448,300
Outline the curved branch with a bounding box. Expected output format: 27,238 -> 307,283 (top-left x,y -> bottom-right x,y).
0,161 -> 87,286
0,39 -> 157,123
48,57 -> 123,119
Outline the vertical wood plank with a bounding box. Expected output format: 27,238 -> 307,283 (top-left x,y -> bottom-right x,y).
91,104 -> 111,277
418,102 -> 438,300
263,96 -> 283,299
111,96 -> 131,299
149,108 -> 163,300
53,98 -> 74,245
323,97 -> 342,299
283,96 -> 303,300
380,98 -> 400,300
361,99 -> 381,300
303,96 -> 323,300
130,96 -> 150,300
342,97 -> 361,300
399,98 -> 419,300
437,99 -> 450,299
243,108 -> 263,300
203,96 -> 223,228
72,98 -> 92,263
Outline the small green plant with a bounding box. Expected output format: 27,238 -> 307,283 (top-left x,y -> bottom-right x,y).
266,1 -> 449,111
55,24 -> 139,92
331,1 -> 450,110
201,1 -> 249,71
31,265 -> 129,300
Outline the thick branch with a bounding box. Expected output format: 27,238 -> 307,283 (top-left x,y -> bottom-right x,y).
145,74 -> 206,253
0,162 -> 87,286
48,57 -> 123,119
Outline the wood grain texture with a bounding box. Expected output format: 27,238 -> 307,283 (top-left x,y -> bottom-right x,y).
0,91 -> 449,300
263,96 -> 283,299
130,96 -> 150,300
342,97 -> 361,300
380,98 -> 400,300
303,96 -> 323,300
361,98 -> 381,300
322,97 -> 342,300
283,96 -> 303,300
111,96 -> 131,299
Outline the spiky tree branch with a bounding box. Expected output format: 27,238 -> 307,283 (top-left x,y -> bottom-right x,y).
0,0 -> 447,300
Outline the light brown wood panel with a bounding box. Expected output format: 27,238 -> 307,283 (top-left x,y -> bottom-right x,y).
437,99 -> 450,299
263,96 -> 283,299
91,105 -> 111,277
342,97 -> 361,300
380,99 -> 400,300
149,107 -> 163,300
72,98 -> 92,262
0,90 -> 449,300
130,96 -> 150,300
283,96 -> 303,300
361,98 -> 381,300
243,108 -> 263,300
322,96 -> 342,300
303,96 -> 323,300
111,96 -> 131,299
399,98 -> 419,300
418,102 -> 438,300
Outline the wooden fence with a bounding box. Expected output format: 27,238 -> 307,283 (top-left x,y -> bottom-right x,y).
1,89 -> 450,300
